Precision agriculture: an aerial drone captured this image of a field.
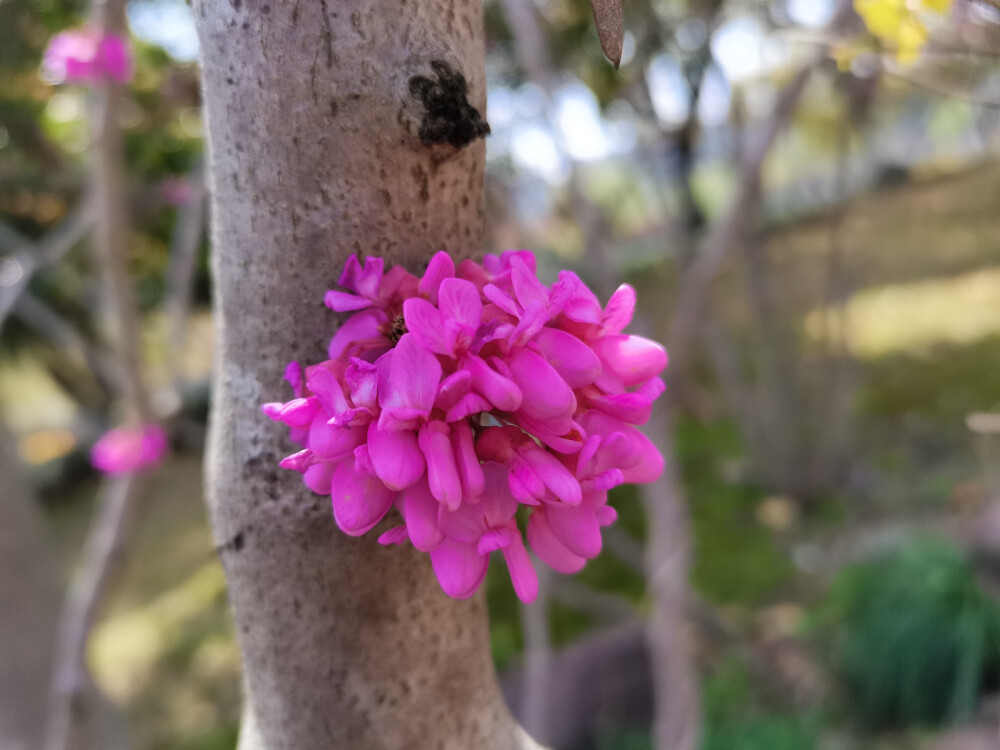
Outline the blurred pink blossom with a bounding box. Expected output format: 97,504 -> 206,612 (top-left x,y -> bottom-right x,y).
90,423 -> 168,475
43,28 -> 133,85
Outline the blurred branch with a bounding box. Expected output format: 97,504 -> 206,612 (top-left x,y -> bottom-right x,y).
601,524 -> 647,574
45,475 -> 143,750
551,576 -> 637,624
519,564 -> 554,743
666,57 -> 820,364
14,292 -> 117,392
46,0 -> 155,747
164,161 -> 207,392
0,203 -> 93,333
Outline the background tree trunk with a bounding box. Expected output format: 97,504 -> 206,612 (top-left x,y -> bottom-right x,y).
193,1 -> 540,748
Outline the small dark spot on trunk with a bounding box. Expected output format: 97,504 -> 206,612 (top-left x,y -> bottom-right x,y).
408,60 -> 490,149
229,0 -> 242,10
262,3 -> 270,12
233,531 -> 245,551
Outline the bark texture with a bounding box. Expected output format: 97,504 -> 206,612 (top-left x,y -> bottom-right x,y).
193,2 -> 538,748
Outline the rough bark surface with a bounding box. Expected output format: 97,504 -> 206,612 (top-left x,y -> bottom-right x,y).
193,2 -> 539,748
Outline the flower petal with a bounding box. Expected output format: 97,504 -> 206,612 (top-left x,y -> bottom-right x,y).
451,420 -> 485,500
419,251 -> 455,302
532,327 -> 601,388
501,527 -> 539,604
418,421 -> 463,510
464,355 -> 523,412
528,510 -> 586,574
367,422 -> 425,491
429,539 -> 489,599
330,460 -> 395,536
507,348 -> 576,424
601,284 -> 636,334
324,290 -> 373,312
380,333 -> 442,416
545,503 -> 603,559
402,479 -> 444,551
402,298 -> 450,355
592,334 -> 668,386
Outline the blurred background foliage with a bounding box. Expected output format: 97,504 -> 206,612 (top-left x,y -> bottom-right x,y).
2,0 -> 1000,747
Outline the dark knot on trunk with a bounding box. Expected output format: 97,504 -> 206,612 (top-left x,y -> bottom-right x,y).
408,60 -> 490,149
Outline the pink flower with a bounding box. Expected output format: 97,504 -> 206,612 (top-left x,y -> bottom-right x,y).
430,462 -> 538,602
90,423 -> 168,475
264,251 -> 668,603
43,28 -> 133,85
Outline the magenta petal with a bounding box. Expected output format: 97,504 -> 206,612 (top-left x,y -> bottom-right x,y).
381,333 -> 442,415
479,461 -> 519,525
324,290 -> 373,312
430,539 -> 489,599
378,525 -> 409,546
592,334 -> 668,386
591,391 -> 655,425
304,462 -> 335,494
510,257 -> 549,310
418,421 -> 463,510
438,278 -> 482,334
436,370 -> 472,411
528,511 -> 586,574
558,271 -> 603,323
402,298 -> 450,355
367,422 -> 425,491
545,503 -> 602,559
507,349 -> 576,423
419,251 -> 456,301
482,284 -> 520,317
601,284 -> 636,334
328,310 -> 386,359
402,479 -> 444,551
532,327 -> 601,388
478,527 -> 515,554
445,392 -> 492,423
279,448 -> 316,473
345,359 -> 378,410
620,428 -> 664,484
330,460 -> 395,536
306,367 -> 349,418
521,448 -> 582,506
465,355 -> 523,412
338,254 -> 383,298
501,527 -> 539,604
510,459 -> 546,501
451,420 -> 485,500
309,418 -> 364,461
595,505 -> 618,526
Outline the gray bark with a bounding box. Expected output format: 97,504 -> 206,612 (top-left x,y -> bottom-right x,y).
193,1 -> 539,748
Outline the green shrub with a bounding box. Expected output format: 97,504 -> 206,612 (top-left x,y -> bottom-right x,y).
816,539 -> 1000,728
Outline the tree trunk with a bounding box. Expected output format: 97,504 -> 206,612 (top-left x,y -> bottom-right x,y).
193,2 -> 539,748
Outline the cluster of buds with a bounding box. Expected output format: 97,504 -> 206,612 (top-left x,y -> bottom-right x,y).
264,252 -> 667,602
43,28 -> 133,85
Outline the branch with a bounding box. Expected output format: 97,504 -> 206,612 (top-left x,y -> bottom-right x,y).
163,161 -> 207,392
0,203 -> 93,333
666,58 -> 819,361
46,2 -> 157,747
550,576 -> 636,624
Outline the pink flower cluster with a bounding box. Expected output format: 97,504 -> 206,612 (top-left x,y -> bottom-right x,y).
43,28 -> 133,85
263,252 -> 667,603
91,423 -> 168,475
